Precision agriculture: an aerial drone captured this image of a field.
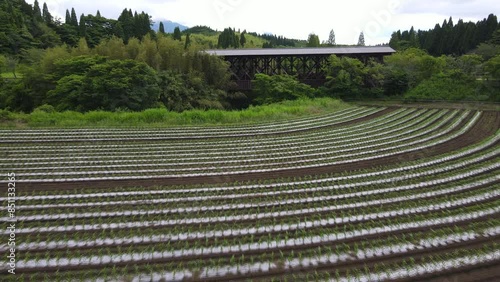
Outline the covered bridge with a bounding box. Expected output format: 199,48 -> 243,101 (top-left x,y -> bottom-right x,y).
205,46 -> 396,90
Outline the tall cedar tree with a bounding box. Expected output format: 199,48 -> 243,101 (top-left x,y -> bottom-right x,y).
218,28 -> 239,49
65,9 -> 71,24
184,33 -> 191,49
42,3 -> 52,25
159,22 -> 165,34
328,29 -> 336,45
33,0 -> 42,22
70,8 -> 78,27
240,31 -> 246,47
79,14 -> 86,37
173,27 -> 182,41
358,32 -> 365,46
118,9 -> 134,43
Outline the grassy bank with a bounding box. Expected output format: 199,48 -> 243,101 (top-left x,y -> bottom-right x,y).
0,98 -> 350,129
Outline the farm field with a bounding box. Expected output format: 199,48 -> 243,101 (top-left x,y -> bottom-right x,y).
0,105 -> 499,281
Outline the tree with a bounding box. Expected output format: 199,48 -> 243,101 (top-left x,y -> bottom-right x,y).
94,36 -> 126,60
217,28 -> 239,49
184,33 -> 191,50
79,14 -> 86,37
65,10 -> 71,24
384,48 -> 446,88
137,34 -> 161,70
80,59 -> 160,111
33,0 -> 42,22
159,22 -> 165,34
327,29 -> 336,45
307,33 -> 320,47
173,27 -> 182,41
42,3 -> 52,25
474,43 -> 500,60
158,70 -> 226,111
489,29 -> 500,45
118,9 -> 134,43
358,32 -> 365,46
79,14 -> 114,47
70,8 -> 78,27
485,55 -> 500,80
133,11 -> 152,39
252,74 -> 316,105
240,30 -> 247,47
323,55 -> 367,98
72,38 -> 90,56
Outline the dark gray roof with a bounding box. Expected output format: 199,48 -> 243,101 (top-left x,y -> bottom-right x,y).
205,46 -> 396,57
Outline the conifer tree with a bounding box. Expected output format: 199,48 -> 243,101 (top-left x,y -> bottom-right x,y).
357,32 -> 365,46
240,31 -> 246,47
173,27 -> 182,41
33,0 -> 42,22
159,22 -> 165,34
70,8 -> 78,27
42,3 -> 53,25
65,9 -> 71,24
327,29 -> 336,45
184,33 -> 191,49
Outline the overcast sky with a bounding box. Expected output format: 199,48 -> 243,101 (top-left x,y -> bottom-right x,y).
27,0 -> 499,45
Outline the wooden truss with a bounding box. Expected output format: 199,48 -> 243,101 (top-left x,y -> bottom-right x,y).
224,53 -> 385,90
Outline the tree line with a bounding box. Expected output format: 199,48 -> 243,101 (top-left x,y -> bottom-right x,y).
0,0 -> 154,55
390,14 -> 499,56
0,34 -> 236,113
0,1 -> 499,115
251,48 -> 499,104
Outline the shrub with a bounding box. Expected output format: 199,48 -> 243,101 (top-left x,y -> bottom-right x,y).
33,104 -> 56,113
0,109 -> 12,122
404,71 -> 483,101
252,74 -> 317,105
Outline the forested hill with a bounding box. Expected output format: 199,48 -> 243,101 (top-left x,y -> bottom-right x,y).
0,0 -> 303,55
2,0 -> 498,56
390,14 -> 499,56
0,0 -> 153,53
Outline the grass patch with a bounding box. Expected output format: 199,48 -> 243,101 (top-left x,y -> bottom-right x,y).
0,98 -> 351,129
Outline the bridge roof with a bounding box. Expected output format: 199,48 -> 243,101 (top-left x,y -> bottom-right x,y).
205,46 -> 396,57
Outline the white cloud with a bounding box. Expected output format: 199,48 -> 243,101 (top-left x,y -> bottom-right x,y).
26,0 -> 498,45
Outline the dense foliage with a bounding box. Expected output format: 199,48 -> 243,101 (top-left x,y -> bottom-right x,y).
252,74 -> 317,105
0,0 -> 153,54
0,1 -> 499,115
0,34 -> 233,112
217,28 -> 240,49
321,49 -> 499,102
390,14 -> 499,56
48,57 -> 160,112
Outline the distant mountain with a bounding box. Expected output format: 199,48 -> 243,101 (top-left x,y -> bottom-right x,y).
152,20 -> 189,33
